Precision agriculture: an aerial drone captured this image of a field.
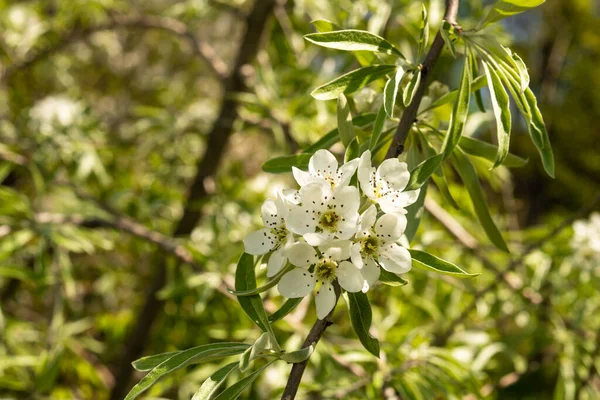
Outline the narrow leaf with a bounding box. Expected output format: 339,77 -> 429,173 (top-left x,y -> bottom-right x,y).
405,154 -> 444,191
383,67 -> 405,117
311,65 -> 397,100
410,249 -> 478,277
459,136 -> 527,168
441,58 -> 471,159
480,0 -> 546,28
281,345 -> 314,363
469,50 -> 486,112
523,87 -> 554,177
262,154 -> 313,174
402,69 -> 421,106
311,19 -> 340,33
424,75 -> 486,114
379,269 -> 408,286
344,138 -> 360,163
451,151 -> 510,252
229,264 -> 292,297
192,362 -> 238,400
337,93 -> 355,146
268,298 -> 302,323
512,51 -> 530,91
125,343 -> 250,400
304,113 -> 377,153
417,4 -> 429,60
235,253 -> 270,332
347,292 -> 380,357
482,61 -> 512,168
404,181 -> 428,243
132,351 -> 180,372
369,105 -> 387,152
304,29 -> 405,58
440,21 -> 457,58
212,361 -> 274,400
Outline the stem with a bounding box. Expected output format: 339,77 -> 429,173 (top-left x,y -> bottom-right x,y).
385,0 -> 461,160
281,281 -> 341,400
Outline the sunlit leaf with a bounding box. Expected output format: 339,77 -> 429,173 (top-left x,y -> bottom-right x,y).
305,29 -> 405,57
410,249 -> 478,277
192,362 -> 238,400
337,93 -> 355,146
441,58 -> 471,159
482,60 -> 512,168
346,292 -> 380,357
311,65 -> 397,100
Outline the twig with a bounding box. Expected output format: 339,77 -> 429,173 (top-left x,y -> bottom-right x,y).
385,0 -> 461,159
1,15 -> 228,82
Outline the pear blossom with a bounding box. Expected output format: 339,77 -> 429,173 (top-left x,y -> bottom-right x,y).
286,182 -> 360,246
292,149 -> 359,190
351,205 -> 412,291
278,240 -> 365,319
358,150 -> 420,215
243,193 -> 294,277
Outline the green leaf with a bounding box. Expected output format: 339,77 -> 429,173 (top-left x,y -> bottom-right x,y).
0,266 -> 37,282
409,249 -> 478,277
229,264 -> 292,297
304,29 -> 405,58
268,298 -> 303,323
304,113 -> 377,154
379,269 -> 408,286
311,19 -> 340,33
369,105 -> 387,152
212,361 -> 274,400
451,151 -> 510,252
417,4 -> 429,60
482,61 -> 512,168
441,58 -> 471,159
511,51 -> 530,91
423,75 -> 486,114
383,67 -> 405,118
480,0 -> 546,28
235,253 -> 271,332
440,21 -> 457,58
192,362 -> 238,400
405,154 -> 444,191
469,49 -> 486,112
281,345 -> 314,363
346,292 -> 380,357
404,181 -> 428,243
459,136 -> 527,168
402,69 -> 421,106
311,65 -> 397,100
125,343 -> 250,400
337,93 -> 355,146
132,351 -> 180,372
523,87 -> 555,177
262,154 -> 312,174
344,138 -> 360,163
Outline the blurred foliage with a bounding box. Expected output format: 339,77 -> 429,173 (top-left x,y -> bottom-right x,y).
0,0 -> 598,399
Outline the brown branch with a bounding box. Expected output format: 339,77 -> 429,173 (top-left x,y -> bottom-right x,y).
109,2 -> 276,399
433,193 -> 600,346
1,15 -> 228,82
385,0 -> 460,159
281,281 -> 341,400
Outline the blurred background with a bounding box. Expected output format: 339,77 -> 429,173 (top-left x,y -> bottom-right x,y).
0,0 -> 599,399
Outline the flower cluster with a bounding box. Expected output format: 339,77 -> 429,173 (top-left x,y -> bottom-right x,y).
570,212 -> 600,271
244,150 -> 420,319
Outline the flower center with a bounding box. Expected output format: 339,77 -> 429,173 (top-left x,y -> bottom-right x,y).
319,210 -> 341,232
315,260 -> 337,282
270,226 -> 288,246
361,236 -> 380,257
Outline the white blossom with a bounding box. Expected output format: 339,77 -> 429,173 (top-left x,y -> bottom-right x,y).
358,150 -> 420,214
243,193 -> 294,277
351,205 -> 412,291
286,182 -> 360,246
278,240 -> 364,319
292,149 -> 358,190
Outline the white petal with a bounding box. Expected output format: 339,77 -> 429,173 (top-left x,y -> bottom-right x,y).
379,243 -> 412,274
358,151 -> 376,199
286,242 -> 318,267
243,229 -> 276,255
292,167 -> 312,187
275,191 -> 291,219
315,282 -> 336,319
299,183 -> 331,213
375,213 -> 407,242
309,149 -> 338,178
337,261 -> 364,293
278,268 -> 316,298
351,243 -> 364,269
361,258 -> 380,292
334,185 -> 360,215
304,232 -> 334,246
376,159 -> 410,191
378,190 -> 420,214
320,239 -> 352,261
336,217 -> 359,240
336,158 -> 359,187
267,249 -> 287,277
286,206 -> 317,235
359,205 -> 377,232
261,199 -> 279,228
282,189 -> 301,205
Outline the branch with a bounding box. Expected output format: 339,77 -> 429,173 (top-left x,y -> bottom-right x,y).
433,193 -> 600,346
281,281 -> 341,400
1,15 -> 228,82
385,0 -> 460,159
